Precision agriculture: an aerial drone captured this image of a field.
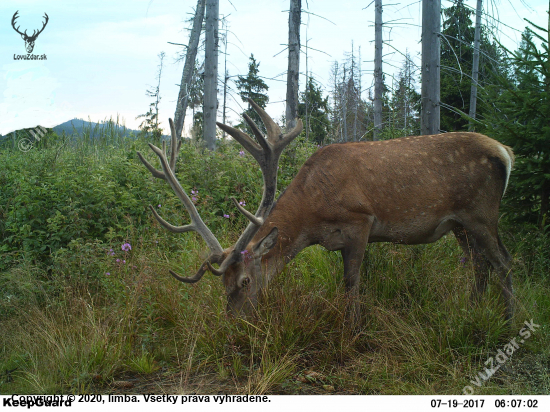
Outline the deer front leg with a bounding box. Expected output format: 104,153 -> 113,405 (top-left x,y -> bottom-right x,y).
340,222 -> 371,327
341,246 -> 364,326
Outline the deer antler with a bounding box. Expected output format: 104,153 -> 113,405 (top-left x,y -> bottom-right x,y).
30,13 -> 49,40
11,11 -> 49,40
138,119 -> 224,282
11,11 -> 25,37
217,99 -> 303,220
210,99 -> 302,275
138,99 -> 302,282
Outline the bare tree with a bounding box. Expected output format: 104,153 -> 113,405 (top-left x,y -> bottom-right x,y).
286,0 -> 301,131
373,0 -> 383,140
421,0 -> 441,135
174,0 -> 206,139
329,50 -> 368,143
221,19 -> 229,139
137,52 -> 166,143
203,0 -> 219,150
468,0 -> 483,131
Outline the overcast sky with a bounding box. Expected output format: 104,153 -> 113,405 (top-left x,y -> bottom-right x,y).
0,0 -> 547,136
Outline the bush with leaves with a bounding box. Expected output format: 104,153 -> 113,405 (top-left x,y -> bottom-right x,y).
0,134 -> 315,271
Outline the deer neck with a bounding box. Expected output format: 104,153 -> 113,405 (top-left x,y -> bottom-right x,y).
255,195 -> 310,285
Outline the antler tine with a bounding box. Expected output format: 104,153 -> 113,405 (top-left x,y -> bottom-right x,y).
247,98 -> 282,144
168,118 -> 179,171
242,113 -> 269,152
137,117 -> 182,180
231,197 -> 263,226
170,255 -> 224,283
137,151 -> 166,179
282,118 -> 304,142
148,205 -> 195,233
216,122 -> 262,159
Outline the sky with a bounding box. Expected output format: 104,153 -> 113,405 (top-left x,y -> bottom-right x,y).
0,0 -> 548,136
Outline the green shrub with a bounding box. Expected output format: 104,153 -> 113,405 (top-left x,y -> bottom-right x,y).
0,135 -> 314,271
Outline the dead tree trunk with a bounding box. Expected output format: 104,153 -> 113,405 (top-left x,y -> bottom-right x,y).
421,0 -> 441,135
222,21 -> 229,139
174,0 -> 206,139
285,0 -> 301,131
468,0 -> 483,132
203,0 -> 219,150
373,0 -> 383,140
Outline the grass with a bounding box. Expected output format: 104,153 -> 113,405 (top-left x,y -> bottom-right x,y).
0,137 -> 549,395
1,231 -> 548,395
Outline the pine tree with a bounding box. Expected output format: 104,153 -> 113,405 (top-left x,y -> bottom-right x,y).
480,25 -> 550,228
440,0 -> 505,132
235,54 -> 269,134
298,76 -> 330,145
440,0 -> 475,132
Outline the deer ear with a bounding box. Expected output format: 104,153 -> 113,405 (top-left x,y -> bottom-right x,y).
254,227 -> 278,257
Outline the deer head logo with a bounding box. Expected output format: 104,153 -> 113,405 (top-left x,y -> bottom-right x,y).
11,11 -> 49,54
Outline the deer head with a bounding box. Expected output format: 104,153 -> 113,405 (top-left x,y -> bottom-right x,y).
12,11 -> 49,53
137,99 -> 302,316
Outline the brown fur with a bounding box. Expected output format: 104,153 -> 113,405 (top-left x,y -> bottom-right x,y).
225,133 -> 515,323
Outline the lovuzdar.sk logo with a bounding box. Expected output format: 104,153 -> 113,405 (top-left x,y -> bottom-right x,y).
11,10 -> 49,60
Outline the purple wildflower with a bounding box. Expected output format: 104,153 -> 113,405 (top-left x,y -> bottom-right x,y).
121,242 -> 132,251
239,201 -> 246,206
106,272 -> 110,276
239,150 -> 245,157
116,259 -> 120,263
223,214 -> 230,219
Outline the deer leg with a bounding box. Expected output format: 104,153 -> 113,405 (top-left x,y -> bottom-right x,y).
452,226 -> 490,301
340,223 -> 371,326
462,226 -> 514,321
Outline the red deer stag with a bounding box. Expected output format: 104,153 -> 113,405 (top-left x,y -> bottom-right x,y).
138,99 -> 515,322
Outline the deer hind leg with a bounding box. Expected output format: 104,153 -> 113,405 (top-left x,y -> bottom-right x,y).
457,225 -> 514,321
452,226 -> 491,301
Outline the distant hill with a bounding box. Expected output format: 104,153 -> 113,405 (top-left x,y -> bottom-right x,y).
52,118 -> 140,138
1,119 -> 174,145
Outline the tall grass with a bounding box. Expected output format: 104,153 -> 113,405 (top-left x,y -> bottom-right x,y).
0,134 -> 548,395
